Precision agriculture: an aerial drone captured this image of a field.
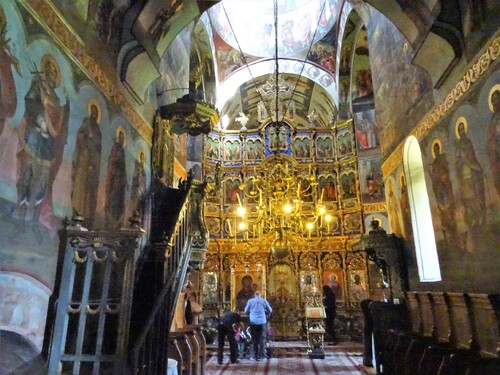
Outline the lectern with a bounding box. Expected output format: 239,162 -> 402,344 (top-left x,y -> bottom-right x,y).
305,306 -> 326,359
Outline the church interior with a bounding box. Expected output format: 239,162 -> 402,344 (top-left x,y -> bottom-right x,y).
0,0 -> 499,374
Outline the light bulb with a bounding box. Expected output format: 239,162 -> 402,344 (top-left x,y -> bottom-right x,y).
237,206 -> 246,217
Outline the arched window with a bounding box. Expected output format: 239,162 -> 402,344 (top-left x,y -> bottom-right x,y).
403,136 -> 441,282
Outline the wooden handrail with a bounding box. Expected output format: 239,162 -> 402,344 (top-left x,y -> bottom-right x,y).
128,184 -> 194,374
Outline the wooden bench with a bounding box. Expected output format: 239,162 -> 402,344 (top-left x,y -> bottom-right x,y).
365,292 -> 500,374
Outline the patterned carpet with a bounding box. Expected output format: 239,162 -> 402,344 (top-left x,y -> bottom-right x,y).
205,342 -> 374,375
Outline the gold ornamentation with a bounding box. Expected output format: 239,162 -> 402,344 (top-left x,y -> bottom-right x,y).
431,138 -> 443,159
455,116 -> 468,139
362,203 -> 387,212
488,84 -> 500,112
87,98 -> 102,124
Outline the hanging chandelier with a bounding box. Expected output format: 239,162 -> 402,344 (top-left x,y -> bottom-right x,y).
223,0 -> 332,257
225,155 -> 333,256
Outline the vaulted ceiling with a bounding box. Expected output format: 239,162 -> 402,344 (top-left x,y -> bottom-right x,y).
119,0 -> 461,136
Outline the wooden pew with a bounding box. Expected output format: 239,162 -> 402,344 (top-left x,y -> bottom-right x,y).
399,292 -> 437,375
463,293 -> 500,374
370,291 -> 500,374
171,332 -> 193,375
369,301 -> 410,374
168,337 -> 183,375
180,328 -> 201,375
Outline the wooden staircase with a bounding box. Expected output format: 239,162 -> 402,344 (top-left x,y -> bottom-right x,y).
42,176 -> 208,374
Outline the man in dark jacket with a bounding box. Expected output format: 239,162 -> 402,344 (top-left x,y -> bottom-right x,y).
217,310 -> 241,364
323,285 -> 337,344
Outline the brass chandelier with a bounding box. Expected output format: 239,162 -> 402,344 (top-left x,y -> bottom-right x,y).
223,0 -> 331,257
225,155 -> 333,256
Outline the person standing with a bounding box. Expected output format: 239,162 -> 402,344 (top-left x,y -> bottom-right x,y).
244,291 -> 272,361
322,285 -> 337,345
217,310 -> 241,365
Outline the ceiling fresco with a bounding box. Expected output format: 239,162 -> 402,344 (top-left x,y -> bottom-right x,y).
199,0 -> 343,134
208,0 -> 339,58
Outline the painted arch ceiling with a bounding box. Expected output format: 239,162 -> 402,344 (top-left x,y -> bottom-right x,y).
196,0 -> 342,133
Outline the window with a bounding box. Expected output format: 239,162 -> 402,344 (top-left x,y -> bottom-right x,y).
403,136 -> 441,282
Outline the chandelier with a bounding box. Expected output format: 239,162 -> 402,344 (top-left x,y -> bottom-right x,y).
222,0 -> 332,257
225,155 -> 333,256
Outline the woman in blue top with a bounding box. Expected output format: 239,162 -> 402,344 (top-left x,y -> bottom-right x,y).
244,291 -> 272,361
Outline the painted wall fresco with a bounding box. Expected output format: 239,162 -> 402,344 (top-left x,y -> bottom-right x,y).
364,6 -> 434,157
386,68 -> 500,292
0,0 -> 152,347
51,0 -> 126,59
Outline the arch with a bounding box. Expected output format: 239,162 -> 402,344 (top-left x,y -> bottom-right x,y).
403,136 -> 441,282
0,271 -> 51,350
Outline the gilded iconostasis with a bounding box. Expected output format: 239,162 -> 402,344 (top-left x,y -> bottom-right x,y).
0,0 -> 499,350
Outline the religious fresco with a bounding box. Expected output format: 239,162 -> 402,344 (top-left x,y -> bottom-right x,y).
364,7 -> 434,155
51,0 -> 126,58
385,175 -> 404,237
0,1 -> 152,346
336,126 -> 355,158
363,212 -> 389,234
354,108 -> 379,150
359,156 -> 384,203
223,136 -> 242,165
318,174 -> 338,202
204,133 -> 221,161
292,134 -> 312,160
209,0 -> 339,58
315,133 -> 335,160
0,5 -> 17,137
71,97 -> 103,229
384,69 -> 500,291
158,27 -> 192,106
307,27 -> 337,76
213,32 -> 255,83
244,136 -> 265,162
